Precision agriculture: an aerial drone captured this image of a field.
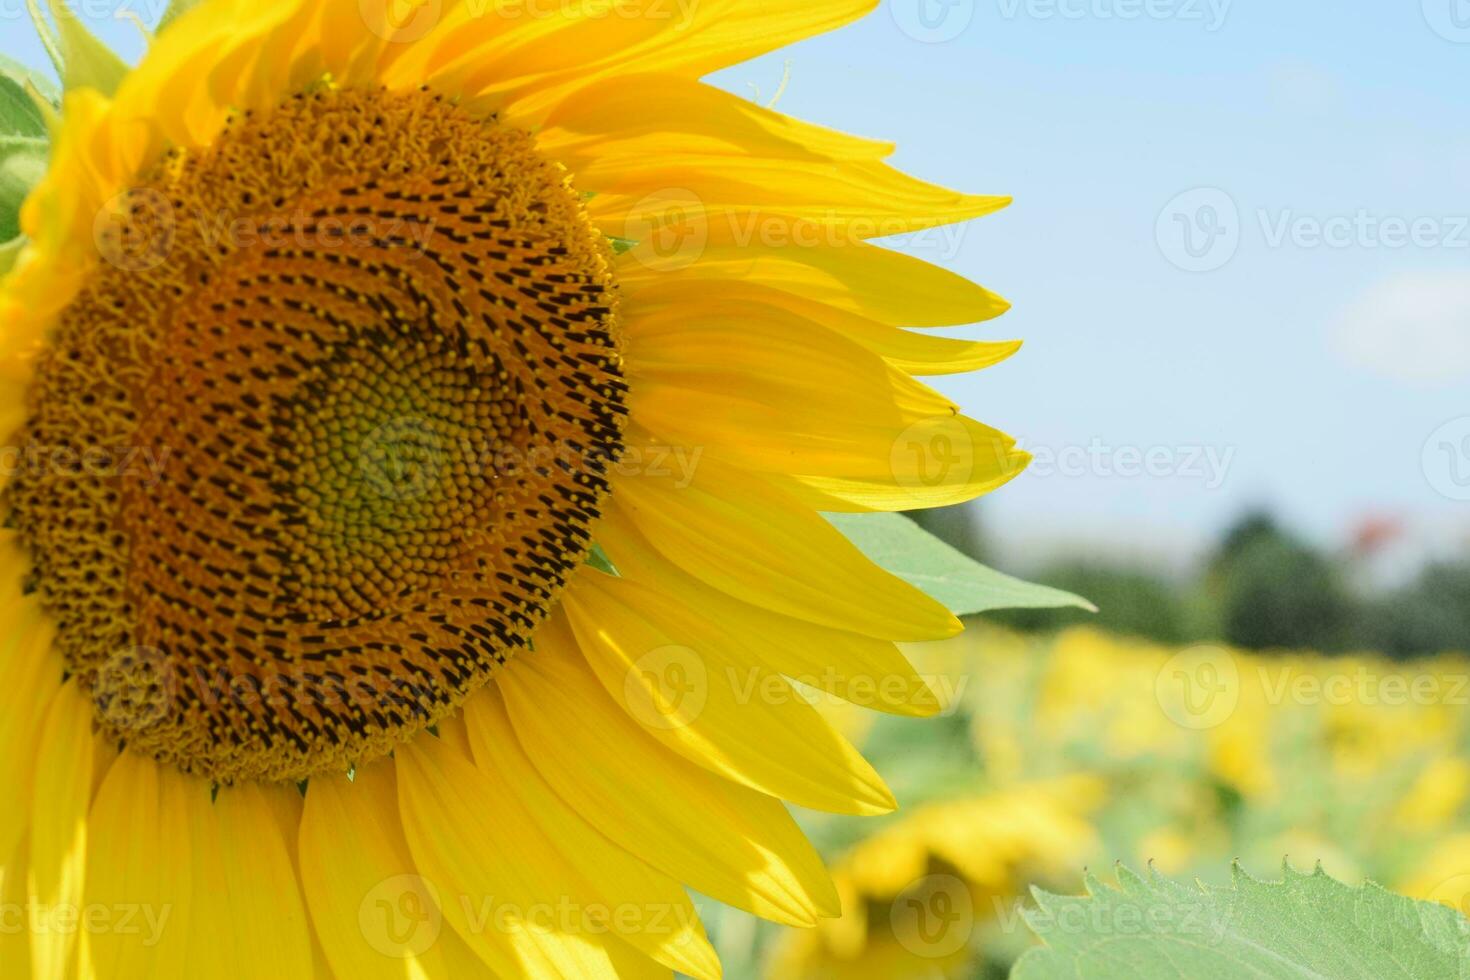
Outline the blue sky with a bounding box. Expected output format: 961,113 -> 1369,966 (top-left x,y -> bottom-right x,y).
711,1 -> 1470,566
5,1 -> 1469,567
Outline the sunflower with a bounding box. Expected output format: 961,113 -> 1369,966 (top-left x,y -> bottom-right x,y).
0,1 -> 1028,976
766,779 -> 1103,978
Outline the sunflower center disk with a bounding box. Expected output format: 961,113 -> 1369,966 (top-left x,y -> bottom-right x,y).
5,89 -> 626,783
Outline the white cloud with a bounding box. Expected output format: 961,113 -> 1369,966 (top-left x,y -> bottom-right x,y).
1334,271 -> 1470,385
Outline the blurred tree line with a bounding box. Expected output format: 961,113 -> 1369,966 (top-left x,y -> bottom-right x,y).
909,508 -> 1470,659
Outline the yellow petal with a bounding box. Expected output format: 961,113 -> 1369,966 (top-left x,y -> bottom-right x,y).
625,300 -> 954,421
1,837 -> 32,977
436,926 -> 498,980
565,575 -> 896,816
625,279 -> 1020,377
618,226 -> 1008,328
589,164 -> 1005,240
464,690 -> 719,979
597,511 -> 941,717
213,0 -> 325,111
314,0 -> 389,85
624,373 -> 1029,507
540,73 -> 890,166
87,737 -> 119,803
300,762 -> 450,980
26,680 -> 93,980
110,0 -> 312,150
395,736 -> 667,979
588,0 -> 877,82
186,783 -> 315,979
259,782 -> 305,870
421,8 -> 673,116
540,73 -> 999,236
0,594 -> 60,869
612,454 -> 958,641
620,297 -> 1027,501
772,431 -> 1030,513
496,0 -> 878,122
84,752 -> 197,978
500,617 -> 838,925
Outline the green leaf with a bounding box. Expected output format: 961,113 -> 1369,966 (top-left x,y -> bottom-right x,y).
0,72 -> 48,140
0,135 -> 47,244
827,512 -> 1094,616
0,58 -> 54,266
0,237 -> 24,277
0,55 -> 60,112
1013,863 -> 1470,980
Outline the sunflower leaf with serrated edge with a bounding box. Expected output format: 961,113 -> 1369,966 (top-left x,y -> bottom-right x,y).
1012,862 -> 1470,980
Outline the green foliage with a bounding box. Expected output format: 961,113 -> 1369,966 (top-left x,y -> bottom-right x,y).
906,502 -> 993,563
1363,562 -> 1470,660
0,138 -> 46,244
968,507 -> 1470,658
991,563 -> 1192,644
1215,536 -> 1355,652
1013,863 -> 1470,980
1207,511 -> 1356,652
0,69 -> 49,139
0,57 -> 53,253
829,512 -> 1094,616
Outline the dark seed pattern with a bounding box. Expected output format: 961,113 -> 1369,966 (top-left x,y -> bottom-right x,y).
4,88 -> 627,783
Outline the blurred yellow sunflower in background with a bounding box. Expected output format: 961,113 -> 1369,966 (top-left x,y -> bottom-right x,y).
0,0 -> 1027,977
767,779 -> 1102,979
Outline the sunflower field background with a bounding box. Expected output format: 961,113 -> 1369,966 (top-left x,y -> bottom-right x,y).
708,496 -> 1470,977
706,612 -> 1470,977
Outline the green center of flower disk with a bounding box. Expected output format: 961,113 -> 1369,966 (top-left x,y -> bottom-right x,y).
3,87 -> 628,784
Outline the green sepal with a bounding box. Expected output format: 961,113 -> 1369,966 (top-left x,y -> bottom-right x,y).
586,543 -> 619,576
28,0 -> 129,97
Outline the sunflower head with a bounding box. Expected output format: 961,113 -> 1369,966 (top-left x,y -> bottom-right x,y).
0,1 -> 1036,977
6,83 -> 628,783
